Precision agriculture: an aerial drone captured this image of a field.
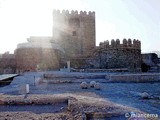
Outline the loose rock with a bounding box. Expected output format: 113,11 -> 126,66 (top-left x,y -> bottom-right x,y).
80,82 -> 88,89
90,81 -> 96,88
94,82 -> 101,90
141,92 -> 149,99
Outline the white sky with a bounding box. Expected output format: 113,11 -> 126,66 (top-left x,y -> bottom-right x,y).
0,0 -> 160,53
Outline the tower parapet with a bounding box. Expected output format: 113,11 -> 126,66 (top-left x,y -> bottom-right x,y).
99,38 -> 141,50
53,9 -> 95,17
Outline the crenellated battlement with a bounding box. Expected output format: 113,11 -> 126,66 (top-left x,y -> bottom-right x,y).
53,9 -> 95,17
99,38 -> 141,50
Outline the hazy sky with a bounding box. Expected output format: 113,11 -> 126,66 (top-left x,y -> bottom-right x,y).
0,0 -> 159,53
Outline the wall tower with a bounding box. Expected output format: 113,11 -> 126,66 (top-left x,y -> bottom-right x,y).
52,10 -> 96,58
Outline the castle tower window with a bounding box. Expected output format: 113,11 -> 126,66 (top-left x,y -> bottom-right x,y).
72,31 -> 77,36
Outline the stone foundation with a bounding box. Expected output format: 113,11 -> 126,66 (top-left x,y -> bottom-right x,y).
106,73 -> 160,82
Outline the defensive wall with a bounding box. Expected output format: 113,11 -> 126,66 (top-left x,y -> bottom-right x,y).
93,39 -> 141,71
99,38 -> 141,49
0,52 -> 16,74
71,39 -> 142,71
15,37 -> 62,73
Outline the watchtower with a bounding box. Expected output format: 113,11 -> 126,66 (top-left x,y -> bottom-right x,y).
52,10 -> 96,57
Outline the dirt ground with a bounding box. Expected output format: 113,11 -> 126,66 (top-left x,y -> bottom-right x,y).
0,71 -> 159,120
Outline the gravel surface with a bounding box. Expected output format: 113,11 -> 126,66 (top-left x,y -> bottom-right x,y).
0,71 -> 160,118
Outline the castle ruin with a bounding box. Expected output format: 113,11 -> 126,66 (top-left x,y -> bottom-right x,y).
0,10 -> 143,73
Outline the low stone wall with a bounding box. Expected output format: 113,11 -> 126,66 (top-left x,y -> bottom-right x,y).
106,73 -> 160,82
0,94 -> 146,120
0,95 -> 68,105
44,73 -> 105,79
72,68 -> 129,72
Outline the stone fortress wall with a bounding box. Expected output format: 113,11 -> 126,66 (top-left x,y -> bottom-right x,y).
71,39 -> 142,71
15,37 -> 61,73
0,9 -> 156,73
15,48 -> 60,73
96,39 -> 141,70
99,38 -> 141,49
0,52 -> 16,74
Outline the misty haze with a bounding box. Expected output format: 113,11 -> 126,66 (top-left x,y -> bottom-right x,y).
0,0 -> 160,120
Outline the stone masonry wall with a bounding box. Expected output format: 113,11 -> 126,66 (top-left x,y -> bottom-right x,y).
0,52 -> 16,74
91,39 -> 141,71
15,48 -> 59,73
71,39 -> 142,71
52,10 -> 95,57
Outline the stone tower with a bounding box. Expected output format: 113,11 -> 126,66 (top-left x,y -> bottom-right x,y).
52,10 -> 96,58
